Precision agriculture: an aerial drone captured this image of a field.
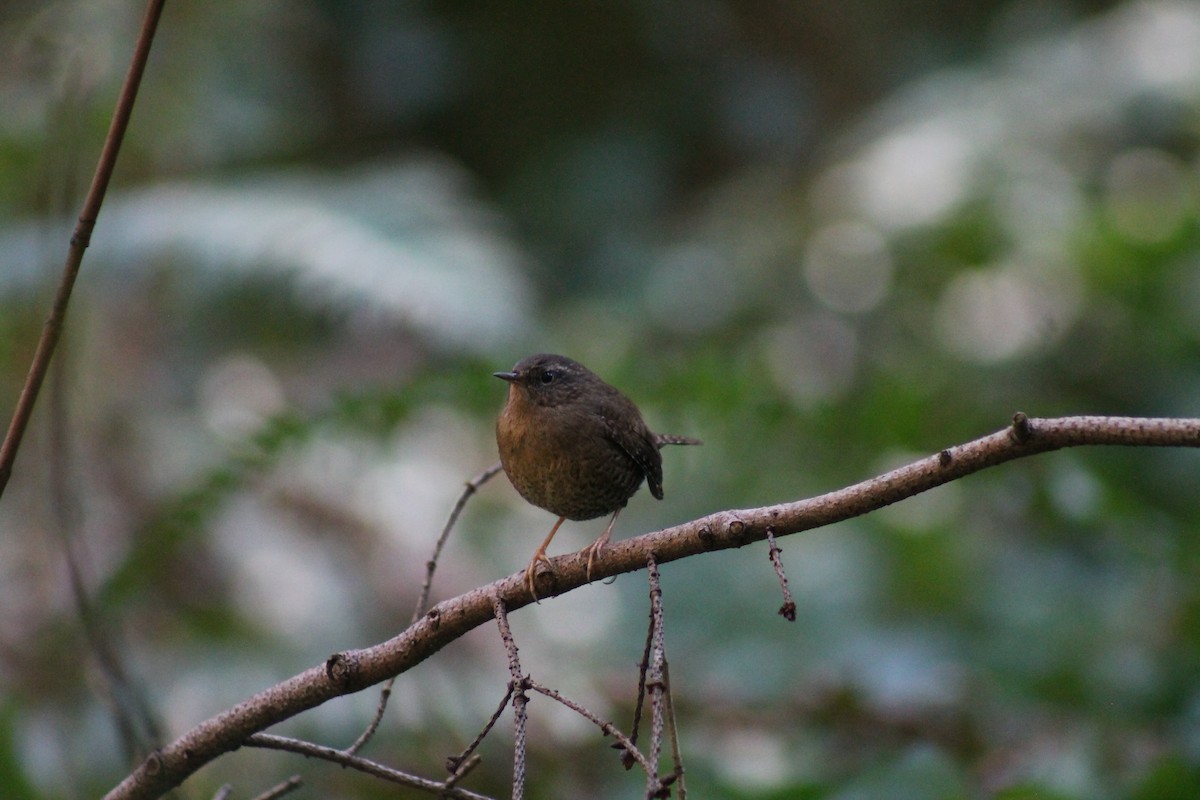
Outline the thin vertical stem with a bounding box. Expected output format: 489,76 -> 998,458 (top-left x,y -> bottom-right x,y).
645,556 -> 666,798
0,0 -> 168,499
493,595 -> 527,800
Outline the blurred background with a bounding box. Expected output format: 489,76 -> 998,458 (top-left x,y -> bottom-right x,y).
3,0 -> 1200,797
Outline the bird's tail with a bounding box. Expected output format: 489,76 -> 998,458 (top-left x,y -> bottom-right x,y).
654,433 -> 703,448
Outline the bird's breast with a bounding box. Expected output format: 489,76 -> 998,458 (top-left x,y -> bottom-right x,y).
496,401 -> 645,521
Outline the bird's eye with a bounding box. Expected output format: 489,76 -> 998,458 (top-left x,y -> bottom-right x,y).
539,369 -> 556,384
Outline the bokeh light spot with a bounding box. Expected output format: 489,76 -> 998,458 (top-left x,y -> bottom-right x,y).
803,220 -> 893,314
763,314 -> 858,407
1104,148 -> 1192,243
934,264 -> 1081,362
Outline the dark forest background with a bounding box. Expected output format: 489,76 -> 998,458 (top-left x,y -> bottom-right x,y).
3,1 -> 1200,797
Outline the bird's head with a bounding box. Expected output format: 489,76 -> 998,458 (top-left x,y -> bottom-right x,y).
494,353 -> 598,408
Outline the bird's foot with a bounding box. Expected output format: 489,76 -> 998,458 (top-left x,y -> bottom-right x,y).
582,538 -> 608,584
524,551 -> 556,602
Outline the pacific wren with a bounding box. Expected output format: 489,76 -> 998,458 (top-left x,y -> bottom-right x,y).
494,353 -> 700,599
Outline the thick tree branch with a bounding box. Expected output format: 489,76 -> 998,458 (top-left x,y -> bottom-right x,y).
103,414 -> 1200,800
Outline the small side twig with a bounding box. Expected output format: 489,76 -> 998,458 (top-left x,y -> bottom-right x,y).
622,600 -> 656,769
245,734 -> 494,800
443,755 -> 482,791
446,684 -> 514,777
662,661 -> 686,798
345,677 -> 393,756
492,594 -> 528,800
203,763 -> 320,799
417,462 -> 504,620
348,462 -> 503,756
765,526 -> 796,621
526,681 -> 652,775
248,775 -> 303,800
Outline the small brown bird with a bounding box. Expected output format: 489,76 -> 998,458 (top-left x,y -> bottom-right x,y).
494,354 -> 700,599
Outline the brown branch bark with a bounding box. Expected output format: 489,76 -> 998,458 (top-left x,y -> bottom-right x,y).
0,0 -> 166,499
102,414 -> 1200,800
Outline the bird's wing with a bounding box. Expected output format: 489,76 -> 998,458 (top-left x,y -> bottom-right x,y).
599,395 -> 665,500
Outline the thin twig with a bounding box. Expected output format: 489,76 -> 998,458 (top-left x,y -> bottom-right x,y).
765,526 -> 796,621
645,556 -> 666,798
211,786 -> 233,800
443,754 -> 482,791
662,661 -> 686,798
446,684 -> 514,777
492,594 -> 528,800
622,602 -> 656,769
345,676 -> 393,756
417,462 -> 504,620
526,682 -> 653,774
248,775 -> 302,800
347,462 -> 503,756
0,0 -> 167,499
245,734 -> 494,800
50,344 -> 163,761
104,416 -> 1200,800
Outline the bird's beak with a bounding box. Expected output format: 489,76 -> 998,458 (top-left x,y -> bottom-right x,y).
493,370 -> 519,383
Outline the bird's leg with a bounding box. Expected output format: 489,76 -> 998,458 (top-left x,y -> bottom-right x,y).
582,508 -> 621,583
526,516 -> 566,601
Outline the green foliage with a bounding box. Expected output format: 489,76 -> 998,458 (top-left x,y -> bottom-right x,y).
4,1 -> 1200,798
1131,757 -> 1200,800
0,703 -> 36,800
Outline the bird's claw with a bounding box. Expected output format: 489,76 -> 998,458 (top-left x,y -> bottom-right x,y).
583,539 -> 607,584
524,552 -> 556,602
